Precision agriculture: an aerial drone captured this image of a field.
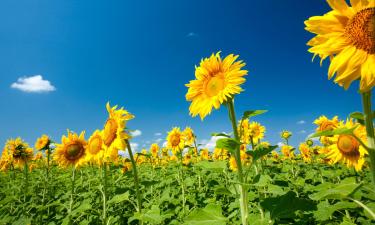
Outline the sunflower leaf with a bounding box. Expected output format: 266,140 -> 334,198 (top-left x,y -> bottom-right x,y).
309,126 -> 357,138
242,110 -> 268,120
215,138 -> 240,153
247,145 -> 278,161
349,112 -> 365,125
211,132 -> 231,138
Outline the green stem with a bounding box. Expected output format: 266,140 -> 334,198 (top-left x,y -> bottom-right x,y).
346,197 -> 375,220
69,166 -> 76,225
102,163 -> 108,225
361,91 -> 375,185
125,139 -> 142,213
227,99 -> 248,225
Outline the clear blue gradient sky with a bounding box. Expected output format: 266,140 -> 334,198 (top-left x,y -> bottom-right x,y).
0,0 -> 368,151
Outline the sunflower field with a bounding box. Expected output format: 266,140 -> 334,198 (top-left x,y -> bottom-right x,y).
1,0 -> 375,224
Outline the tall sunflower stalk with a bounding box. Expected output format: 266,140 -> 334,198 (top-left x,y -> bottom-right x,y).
305,0 -> 375,185
185,52 -> 249,224
125,140 -> 142,213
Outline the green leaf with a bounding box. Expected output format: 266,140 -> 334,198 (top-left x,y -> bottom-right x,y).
215,138 -> 240,153
350,111 -> 365,125
184,204 -> 227,225
261,191 -> 316,219
211,132 -> 231,138
107,191 -> 130,205
363,202 -> 375,220
309,178 -> 363,201
247,145 -> 278,161
309,126 -> 357,138
314,201 -> 358,221
242,110 -> 268,120
129,205 -> 165,224
194,161 -> 226,170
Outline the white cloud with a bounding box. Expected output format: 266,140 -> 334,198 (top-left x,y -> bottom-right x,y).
154,132 -> 162,136
186,32 -> 198,37
299,130 -> 307,134
277,142 -> 284,147
162,141 -> 168,148
154,138 -> 163,144
11,75 -> 56,93
130,143 -> 139,152
200,135 -> 227,151
297,120 -> 306,125
130,129 -> 142,137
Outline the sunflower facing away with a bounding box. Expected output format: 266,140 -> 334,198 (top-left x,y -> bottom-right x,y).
326,119 -> 368,171
5,137 -> 34,167
54,130 -> 87,168
185,52 -> 248,119
305,0 -> 375,91
35,134 -> 50,151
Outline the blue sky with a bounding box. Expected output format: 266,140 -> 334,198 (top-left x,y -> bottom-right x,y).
0,0 -> 366,151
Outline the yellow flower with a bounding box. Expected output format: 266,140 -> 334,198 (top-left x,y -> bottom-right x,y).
150,143 -> 159,158
86,130 -> 105,165
183,127 -> 195,146
185,52 -> 248,119
200,148 -> 210,160
121,161 -> 132,173
281,145 -> 295,159
103,102 -> 134,150
314,115 -> 340,132
183,153 -> 192,165
5,137 -> 34,167
53,130 -> 87,168
239,120 -> 266,144
271,151 -> 279,161
326,119 -> 368,171
299,143 -> 312,163
169,155 -> 178,162
35,134 -> 50,151
33,152 -> 43,161
229,156 -> 238,171
280,130 -> 292,140
305,0 -> 375,92
213,148 -> 229,160
166,127 -> 185,154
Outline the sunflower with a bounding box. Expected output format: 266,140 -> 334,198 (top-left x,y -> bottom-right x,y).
35,134 -> 50,151
121,161 -> 132,173
53,131 -> 87,168
5,137 -> 34,167
103,102 -> 134,150
33,152 -> 43,161
86,130 -> 105,165
229,156 -> 238,171
185,52 -> 248,119
271,151 -> 279,161
281,130 -> 292,139
326,119 -> 368,171
299,143 -> 312,163
239,120 -> 266,144
314,115 -> 341,132
183,127 -> 195,146
150,143 -> 159,158
213,148 -> 229,160
281,145 -> 295,159
305,0 -> 375,91
166,127 -> 185,154
200,148 -> 210,160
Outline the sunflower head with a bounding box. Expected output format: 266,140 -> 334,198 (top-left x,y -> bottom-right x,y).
314,115 -> 340,132
183,127 -> 195,146
5,137 -> 34,167
281,130 -> 292,140
35,134 -> 50,151
85,130 -> 105,165
185,52 -> 248,119
54,130 -> 87,168
150,143 -> 159,157
305,0 -> 375,91
281,145 -> 295,159
299,143 -> 312,163
306,139 -> 314,147
103,102 -> 134,150
229,156 -> 238,171
166,127 -> 185,154
326,119 -> 368,171
199,148 -> 210,160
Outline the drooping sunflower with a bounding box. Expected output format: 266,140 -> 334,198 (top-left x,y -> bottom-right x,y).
185,52 -> 248,119
166,127 -> 185,154
183,127 -> 195,146
86,130 -> 105,165
103,102 -> 134,150
5,137 -> 34,167
305,0 -> 375,91
53,130 -> 87,168
35,134 -> 50,151
326,119 -> 368,171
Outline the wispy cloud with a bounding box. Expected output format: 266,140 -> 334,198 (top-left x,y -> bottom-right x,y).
154,138 -> 163,144
154,132 -> 162,136
11,75 -> 56,93
130,143 -> 139,152
130,129 -> 142,137
186,32 -> 198,37
277,142 -> 284,147
297,120 -> 306,125
299,130 -> 307,134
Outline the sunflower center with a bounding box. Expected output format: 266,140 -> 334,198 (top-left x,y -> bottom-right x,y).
171,134 -> 181,147
320,121 -> 336,131
103,119 -> 118,146
337,135 -> 360,156
205,76 -> 225,97
65,143 -> 84,161
345,8 -> 375,54
88,136 -> 102,155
